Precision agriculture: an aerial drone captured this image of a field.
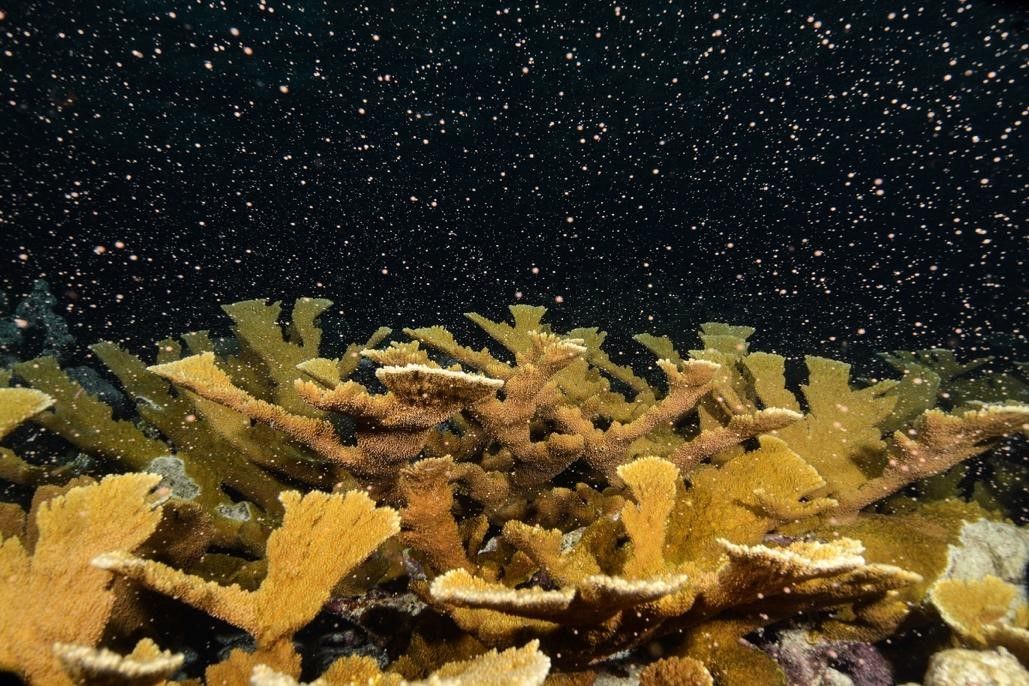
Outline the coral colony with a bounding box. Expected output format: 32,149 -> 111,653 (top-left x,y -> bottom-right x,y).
0,299 -> 1026,685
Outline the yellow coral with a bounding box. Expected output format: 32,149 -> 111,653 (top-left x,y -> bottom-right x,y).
428,454 -> 918,673
149,352 -> 364,470
839,404 -> 1029,513
760,356 -> 898,497
931,575 -> 1029,662
92,340 -> 300,514
0,386 -> 56,487
3,303 -> 1027,684
150,351 -> 500,485
467,332 -> 588,487
639,656 -> 713,686
14,357 -> 172,470
617,456 -> 679,578
95,489 -> 399,683
813,498 -> 993,604
221,298 -> 332,415
667,436 -> 837,568
0,474 -> 164,685
0,387 -> 53,440
249,640 -> 550,686
552,359 -> 719,478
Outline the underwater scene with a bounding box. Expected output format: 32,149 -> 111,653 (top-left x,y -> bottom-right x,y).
0,1 -> 1026,684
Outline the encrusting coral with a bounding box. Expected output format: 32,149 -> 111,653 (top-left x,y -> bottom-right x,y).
918,647 -> 1029,686
927,521 -> 1029,667
930,575 -> 1029,663
0,298 -> 1026,685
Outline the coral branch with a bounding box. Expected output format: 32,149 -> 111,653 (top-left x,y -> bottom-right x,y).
53,639 -> 183,686
148,353 -> 365,471
431,568 -> 690,624
838,405 -> 1029,513
617,457 -> 679,579
404,325 -> 513,380
399,457 -> 475,573
469,332 -> 587,487
250,640 -> 550,686
0,475 -> 164,685
0,388 -> 53,441
93,549 -> 256,631
96,489 -> 399,651
152,351 -> 501,486
668,407 -> 803,473
3,302 -> 1027,683
552,359 -> 719,477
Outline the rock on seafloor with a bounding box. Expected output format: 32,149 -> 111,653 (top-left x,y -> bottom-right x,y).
922,647 -> 1028,686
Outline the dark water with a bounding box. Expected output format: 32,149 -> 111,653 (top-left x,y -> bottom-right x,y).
2,1 -> 1025,361
1,4 -> 1028,685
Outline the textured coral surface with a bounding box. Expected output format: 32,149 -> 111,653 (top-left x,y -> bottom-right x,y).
0,299 -> 1026,685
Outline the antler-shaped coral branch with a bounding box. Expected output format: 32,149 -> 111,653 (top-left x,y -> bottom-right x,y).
667,407 -> 803,473
551,359 -> 720,477
676,538 -> 922,634
0,474 -> 164,685
296,363 -> 501,475
149,352 -> 363,467
53,639 -> 183,686
150,352 -> 501,485
431,568 -> 691,626
95,489 -> 399,678
398,457 -> 476,574
469,332 -> 589,487
0,388 -> 54,441
0,388 -> 57,487
836,405 -> 1029,514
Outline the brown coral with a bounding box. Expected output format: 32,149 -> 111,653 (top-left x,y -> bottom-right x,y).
425,453 -> 919,672
149,351 -> 500,488
837,404 -> 1029,514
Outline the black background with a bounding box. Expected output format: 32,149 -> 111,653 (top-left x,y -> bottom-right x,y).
2,0 -> 1025,365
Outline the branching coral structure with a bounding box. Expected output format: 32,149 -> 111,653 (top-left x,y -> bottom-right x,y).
0,299 -> 1026,685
